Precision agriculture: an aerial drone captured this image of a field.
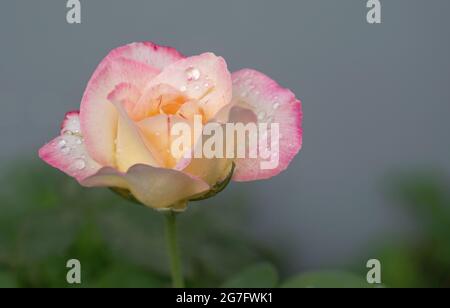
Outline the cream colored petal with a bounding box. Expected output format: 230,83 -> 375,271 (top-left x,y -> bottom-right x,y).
81,164 -> 210,210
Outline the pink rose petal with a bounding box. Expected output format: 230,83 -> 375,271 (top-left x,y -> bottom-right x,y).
143,53 -> 232,121
38,111 -> 101,182
108,41 -> 185,70
230,69 -> 303,181
80,42 -> 183,167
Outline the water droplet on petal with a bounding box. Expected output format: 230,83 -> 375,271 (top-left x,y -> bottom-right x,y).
75,138 -> 83,145
60,146 -> 70,154
74,159 -> 86,170
186,67 -> 201,81
180,85 -> 187,92
57,138 -> 71,155
273,102 -> 280,110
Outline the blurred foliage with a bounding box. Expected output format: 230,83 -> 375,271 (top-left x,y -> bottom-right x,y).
281,271 -> 373,288
357,170 -> 450,288
221,263 -> 279,288
2,161 -> 448,288
0,161 -> 280,288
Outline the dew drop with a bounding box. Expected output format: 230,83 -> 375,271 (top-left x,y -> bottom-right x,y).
58,139 -> 66,147
61,146 -> 70,155
58,139 -> 69,154
273,102 -> 280,110
74,159 -> 86,170
180,85 -> 187,92
75,138 -> 83,145
186,67 -> 201,81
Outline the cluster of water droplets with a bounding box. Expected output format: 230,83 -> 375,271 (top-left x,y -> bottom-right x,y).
73,157 -> 86,171
57,139 -> 70,155
233,76 -> 282,124
234,75 -> 301,152
186,67 -> 201,82
256,95 -> 281,124
55,127 -> 87,171
179,67 -> 212,101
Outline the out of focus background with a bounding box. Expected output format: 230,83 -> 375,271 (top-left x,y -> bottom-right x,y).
0,0 -> 449,287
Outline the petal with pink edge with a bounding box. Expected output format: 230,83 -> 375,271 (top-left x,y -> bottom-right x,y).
81,164 -> 210,210
80,56 -> 160,167
108,41 -> 185,70
143,53 -> 232,121
230,69 -> 303,181
38,111 -> 101,182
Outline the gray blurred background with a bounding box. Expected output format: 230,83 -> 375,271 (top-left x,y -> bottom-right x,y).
1,0 -> 449,273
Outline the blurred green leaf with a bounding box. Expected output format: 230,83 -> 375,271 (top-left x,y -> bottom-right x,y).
376,246 -> 423,288
221,263 -> 278,288
281,271 -> 372,288
17,207 -> 81,263
90,265 -> 168,288
0,161 -> 282,288
388,171 -> 450,235
379,170 -> 450,287
0,271 -> 17,288
96,206 -> 168,274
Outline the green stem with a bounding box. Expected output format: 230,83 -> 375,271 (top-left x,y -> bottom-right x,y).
164,211 -> 185,288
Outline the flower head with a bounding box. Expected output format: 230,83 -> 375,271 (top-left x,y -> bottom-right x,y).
39,42 -> 302,211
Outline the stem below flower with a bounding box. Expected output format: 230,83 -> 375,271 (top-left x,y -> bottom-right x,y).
164,211 -> 185,288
